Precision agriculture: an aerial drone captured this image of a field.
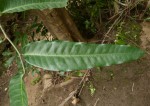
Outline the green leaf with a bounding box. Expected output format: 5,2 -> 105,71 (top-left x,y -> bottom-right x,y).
21,34 -> 28,47
22,40 -> 145,71
0,0 -> 68,14
145,17 -> 150,21
2,51 -> 12,56
4,56 -> 15,67
9,72 -> 28,106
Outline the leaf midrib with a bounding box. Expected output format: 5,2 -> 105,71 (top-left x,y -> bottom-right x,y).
2,1 -> 66,13
20,76 -> 24,106
23,52 -> 137,57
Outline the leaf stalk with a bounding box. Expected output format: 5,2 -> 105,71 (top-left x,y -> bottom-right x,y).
0,23 -> 25,74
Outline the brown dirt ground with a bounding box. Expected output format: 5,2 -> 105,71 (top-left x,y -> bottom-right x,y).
0,22 -> 150,106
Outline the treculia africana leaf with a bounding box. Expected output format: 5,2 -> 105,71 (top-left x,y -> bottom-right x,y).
0,0 -> 68,14
9,71 -> 28,106
22,40 -> 145,71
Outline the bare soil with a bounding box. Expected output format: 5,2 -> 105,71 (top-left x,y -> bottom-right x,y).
0,22 -> 150,106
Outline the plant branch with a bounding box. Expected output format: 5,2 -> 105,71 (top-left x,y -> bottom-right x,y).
59,70 -> 90,106
0,24 -> 26,74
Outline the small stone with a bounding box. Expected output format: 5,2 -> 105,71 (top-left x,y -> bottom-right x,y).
71,97 -> 80,105
4,88 -> 8,91
114,87 -> 117,90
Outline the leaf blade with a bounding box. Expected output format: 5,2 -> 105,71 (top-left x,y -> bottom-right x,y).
22,40 -> 145,71
0,0 -> 68,14
9,72 -> 28,106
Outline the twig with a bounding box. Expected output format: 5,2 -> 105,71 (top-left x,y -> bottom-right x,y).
59,70 -> 90,106
0,24 -> 26,74
94,98 -> 100,106
78,70 -> 90,87
78,70 -> 90,96
78,81 -> 85,96
59,90 -> 77,106
115,0 -> 128,6
102,13 -> 123,44
102,0 -> 142,44
132,83 -> 134,92
114,0 -> 120,14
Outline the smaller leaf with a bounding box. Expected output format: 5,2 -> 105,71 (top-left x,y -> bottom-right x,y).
31,76 -> 41,85
145,17 -> 150,21
21,34 -> 28,47
89,84 -> 96,96
73,71 -> 84,77
2,51 -> 13,56
31,69 -> 40,76
9,71 -> 28,106
4,56 -> 15,67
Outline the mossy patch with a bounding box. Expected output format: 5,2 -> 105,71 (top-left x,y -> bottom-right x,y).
115,20 -> 142,45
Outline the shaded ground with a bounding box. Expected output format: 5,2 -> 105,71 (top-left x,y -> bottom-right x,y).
0,22 -> 150,106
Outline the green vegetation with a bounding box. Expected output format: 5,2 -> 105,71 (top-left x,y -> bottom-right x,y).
115,20 -> 142,45
0,0 -> 148,105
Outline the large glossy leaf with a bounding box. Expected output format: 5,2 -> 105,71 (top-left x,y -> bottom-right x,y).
22,40 -> 145,71
0,0 -> 67,14
9,72 -> 28,106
